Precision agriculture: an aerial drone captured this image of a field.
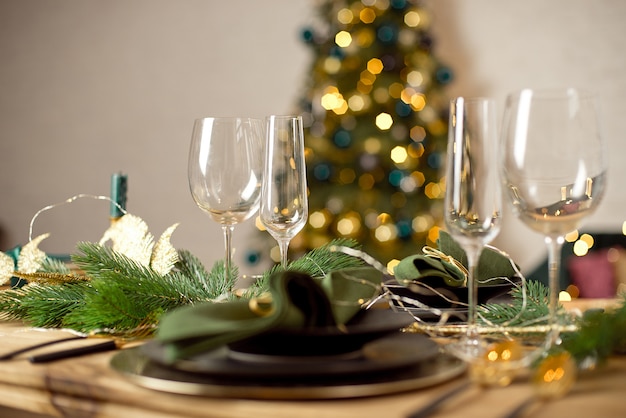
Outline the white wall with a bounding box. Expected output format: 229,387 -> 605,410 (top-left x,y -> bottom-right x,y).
1,0 -> 624,275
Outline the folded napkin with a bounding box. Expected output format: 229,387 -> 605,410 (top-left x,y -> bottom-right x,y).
394,231 -> 518,287
155,267 -> 381,363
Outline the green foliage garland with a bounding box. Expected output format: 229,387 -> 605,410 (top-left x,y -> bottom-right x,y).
0,238 -> 363,336
480,282 -> 626,365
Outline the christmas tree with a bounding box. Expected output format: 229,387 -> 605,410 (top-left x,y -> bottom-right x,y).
250,0 -> 453,268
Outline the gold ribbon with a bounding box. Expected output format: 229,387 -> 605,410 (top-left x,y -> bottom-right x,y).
248,292 -> 275,317
421,245 -> 469,285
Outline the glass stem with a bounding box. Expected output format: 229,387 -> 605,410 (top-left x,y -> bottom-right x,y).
466,246 -> 482,341
545,235 -> 565,343
278,238 -> 290,269
222,225 -> 234,282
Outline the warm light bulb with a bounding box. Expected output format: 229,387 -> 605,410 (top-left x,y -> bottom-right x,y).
375,113 -> 393,130
406,70 -> 423,87
374,224 -> 396,242
580,233 -> 594,248
404,10 -> 421,27
573,240 -> 589,256
364,137 -> 381,153
390,146 -> 408,164
335,31 -> 352,47
348,95 -> 365,111
359,8 -> 376,24
337,8 -> 353,24
324,57 -> 341,74
309,211 -> 327,229
367,58 -> 384,74
565,230 -> 579,242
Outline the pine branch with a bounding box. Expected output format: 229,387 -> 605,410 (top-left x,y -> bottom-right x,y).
176,249 -> 236,297
0,238 -> 363,334
41,257 -> 72,274
62,242 -> 236,333
480,280 -> 567,326
0,283 -> 91,328
247,238 -> 364,296
561,294 -> 626,365
290,238 -> 365,274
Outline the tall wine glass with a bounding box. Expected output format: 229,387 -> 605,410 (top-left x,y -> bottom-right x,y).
188,117 -> 264,282
501,88 -> 607,341
444,97 -> 502,354
260,115 -> 308,268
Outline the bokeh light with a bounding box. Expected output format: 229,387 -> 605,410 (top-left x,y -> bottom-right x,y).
335,31 -> 352,47
404,10 -> 421,27
376,112 -> 393,129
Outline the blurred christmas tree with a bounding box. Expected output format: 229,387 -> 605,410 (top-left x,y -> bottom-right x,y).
252,0 -> 453,267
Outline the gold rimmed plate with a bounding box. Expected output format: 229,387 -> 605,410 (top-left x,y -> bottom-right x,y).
111,341 -> 465,400
140,332 -> 438,379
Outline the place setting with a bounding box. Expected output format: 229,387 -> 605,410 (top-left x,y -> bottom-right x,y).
110,114 -> 467,399
107,88 -> 609,402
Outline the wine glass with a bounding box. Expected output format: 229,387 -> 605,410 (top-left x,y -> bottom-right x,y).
501,88 -> 607,342
188,117 -> 264,282
444,97 -> 502,356
260,115 -> 308,268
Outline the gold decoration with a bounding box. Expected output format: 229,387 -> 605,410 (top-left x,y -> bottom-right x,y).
99,214 -> 154,267
17,233 -> 49,274
469,339 -> 524,387
406,322 -> 579,336
532,352 -> 577,399
151,223 -> 180,276
248,293 -> 275,317
0,252 -> 14,285
422,245 -> 469,283
99,214 -> 180,276
10,271 -> 88,285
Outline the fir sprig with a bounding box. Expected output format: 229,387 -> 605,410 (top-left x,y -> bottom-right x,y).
247,238 -> 365,296
480,280 -> 569,326
480,281 -> 626,365
560,294 -> 626,365
0,282 -> 90,328
0,238 -> 363,335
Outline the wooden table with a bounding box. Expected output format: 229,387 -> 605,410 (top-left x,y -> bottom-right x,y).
0,303 -> 625,418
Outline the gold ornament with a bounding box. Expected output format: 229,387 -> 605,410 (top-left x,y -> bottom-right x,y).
99,214 -> 154,267
99,214 -> 180,276
17,233 -> 49,274
532,352 -> 577,399
150,223 -> 180,276
0,251 -> 14,285
469,339 -> 524,387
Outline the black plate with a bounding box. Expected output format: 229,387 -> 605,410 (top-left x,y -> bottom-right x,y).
227,308 -> 415,356
385,277 -> 520,310
141,331 -> 438,379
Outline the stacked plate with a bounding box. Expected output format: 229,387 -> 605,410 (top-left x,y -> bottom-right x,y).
384,276 -> 521,320
110,309 -> 465,399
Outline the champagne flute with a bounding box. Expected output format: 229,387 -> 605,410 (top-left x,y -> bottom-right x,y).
444,97 -> 502,354
188,117 -> 264,282
501,88 -> 607,341
260,115 -> 308,268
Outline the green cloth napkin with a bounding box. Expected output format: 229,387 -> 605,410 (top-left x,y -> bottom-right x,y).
394,230 -> 518,287
155,267 -> 381,363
